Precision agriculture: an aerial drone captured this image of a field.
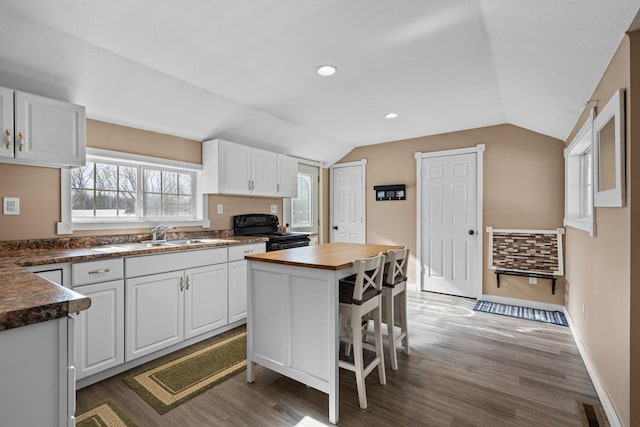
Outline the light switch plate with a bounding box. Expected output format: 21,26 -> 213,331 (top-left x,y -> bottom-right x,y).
217,204 -> 223,214
270,204 -> 277,214
3,197 -> 20,215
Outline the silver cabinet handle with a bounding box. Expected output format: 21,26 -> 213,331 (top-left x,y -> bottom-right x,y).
186,276 -> 190,290
88,268 -> 110,275
244,249 -> 254,254
4,129 -> 10,150
277,183 -> 280,192
180,276 -> 184,292
18,131 -> 24,151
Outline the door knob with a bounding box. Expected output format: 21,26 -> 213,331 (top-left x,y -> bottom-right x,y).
332,226 -> 338,230
468,230 -> 475,235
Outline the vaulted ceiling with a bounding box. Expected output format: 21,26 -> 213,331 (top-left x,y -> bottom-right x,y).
0,1 -> 638,164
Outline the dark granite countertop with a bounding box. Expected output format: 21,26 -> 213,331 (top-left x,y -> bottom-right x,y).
0,234 -> 267,332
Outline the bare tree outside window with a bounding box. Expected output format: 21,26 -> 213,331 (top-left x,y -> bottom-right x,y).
292,173 -> 312,227
71,158 -> 194,220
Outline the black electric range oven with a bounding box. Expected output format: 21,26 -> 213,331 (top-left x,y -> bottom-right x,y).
233,214 -> 310,251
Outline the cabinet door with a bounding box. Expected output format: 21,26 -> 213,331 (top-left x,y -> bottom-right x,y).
228,260 -> 248,323
75,280 -> 124,379
278,154 -> 298,198
251,148 -> 278,196
218,140 -> 252,195
0,317 -> 70,426
0,86 -> 13,159
125,271 -> 184,361
14,90 -> 86,167
184,264 -> 228,339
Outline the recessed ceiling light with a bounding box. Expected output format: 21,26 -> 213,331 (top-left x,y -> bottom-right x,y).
316,65 -> 337,77
384,112 -> 399,119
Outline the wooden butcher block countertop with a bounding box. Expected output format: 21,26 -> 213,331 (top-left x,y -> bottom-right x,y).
245,242 -> 403,270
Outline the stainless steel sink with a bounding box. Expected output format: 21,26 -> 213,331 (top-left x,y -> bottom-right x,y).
103,238 -> 235,251
167,238 -> 236,246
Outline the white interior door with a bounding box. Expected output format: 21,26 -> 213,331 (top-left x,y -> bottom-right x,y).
420,151 -> 478,297
330,161 -> 366,243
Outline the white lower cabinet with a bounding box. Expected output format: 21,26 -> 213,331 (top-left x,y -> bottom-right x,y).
0,315 -> 75,427
228,243 -> 266,322
228,260 -> 248,323
124,248 -> 229,362
71,259 -> 125,380
125,271 -> 185,361
185,264 -> 228,339
74,280 -> 124,379
66,244 -> 262,381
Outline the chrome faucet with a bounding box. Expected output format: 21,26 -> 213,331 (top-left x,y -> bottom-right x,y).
150,225 -> 176,242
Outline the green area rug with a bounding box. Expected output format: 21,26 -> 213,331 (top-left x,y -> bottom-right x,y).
76,401 -> 136,427
123,331 -> 247,414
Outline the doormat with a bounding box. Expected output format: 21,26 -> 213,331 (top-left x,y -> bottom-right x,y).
473,301 -> 568,326
123,330 -> 247,414
76,401 -> 136,427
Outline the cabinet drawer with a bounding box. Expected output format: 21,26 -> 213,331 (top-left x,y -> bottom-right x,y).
228,243 -> 266,262
126,247 -> 227,278
72,259 -> 124,287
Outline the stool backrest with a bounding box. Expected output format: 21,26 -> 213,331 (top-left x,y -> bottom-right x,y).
351,253 -> 386,301
386,247 -> 409,285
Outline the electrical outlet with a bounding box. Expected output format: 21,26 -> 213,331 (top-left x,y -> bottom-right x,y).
3,197 -> 19,215
217,204 -> 223,214
582,304 -> 585,320
528,276 -> 537,285
270,204 -> 277,214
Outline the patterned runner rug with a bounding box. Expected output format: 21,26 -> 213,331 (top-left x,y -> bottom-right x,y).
473,300 -> 568,326
123,330 -> 247,414
76,401 -> 136,427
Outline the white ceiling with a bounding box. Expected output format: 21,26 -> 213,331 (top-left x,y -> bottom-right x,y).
0,1 -> 638,165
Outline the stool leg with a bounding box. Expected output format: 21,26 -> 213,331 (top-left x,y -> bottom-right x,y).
342,314 -> 352,357
373,304 -> 386,385
385,291 -> 398,370
401,290 -> 410,355
352,310 -> 367,409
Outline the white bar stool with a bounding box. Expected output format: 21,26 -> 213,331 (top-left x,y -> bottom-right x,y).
382,247 -> 410,370
338,252 -> 387,409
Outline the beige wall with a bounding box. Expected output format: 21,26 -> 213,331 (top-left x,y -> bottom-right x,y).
0,119 -> 283,241
338,124 -> 565,304
564,36 -> 632,426
0,163 -> 60,240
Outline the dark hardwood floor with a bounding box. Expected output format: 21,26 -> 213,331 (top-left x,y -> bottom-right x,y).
76,291 -> 605,426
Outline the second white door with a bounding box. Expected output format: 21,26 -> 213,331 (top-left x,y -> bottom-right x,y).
420,152 -> 478,297
330,162 -> 365,243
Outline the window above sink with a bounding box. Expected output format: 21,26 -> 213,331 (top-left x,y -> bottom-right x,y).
58,148 -> 210,234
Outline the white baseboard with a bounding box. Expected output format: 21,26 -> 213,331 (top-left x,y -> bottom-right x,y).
480,294 -> 565,312
563,309 -> 622,427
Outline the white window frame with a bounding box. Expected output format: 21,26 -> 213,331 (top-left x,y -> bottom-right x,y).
57,148 -> 210,234
564,109 -> 595,236
283,161 -> 320,234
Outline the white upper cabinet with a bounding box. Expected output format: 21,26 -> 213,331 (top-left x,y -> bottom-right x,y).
277,154 -> 298,198
202,138 -> 297,197
0,87 -> 13,160
216,140 -> 252,194
0,86 -> 86,167
251,147 -> 278,196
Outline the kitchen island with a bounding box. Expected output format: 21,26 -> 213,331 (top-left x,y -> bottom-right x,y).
245,242 -> 402,424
